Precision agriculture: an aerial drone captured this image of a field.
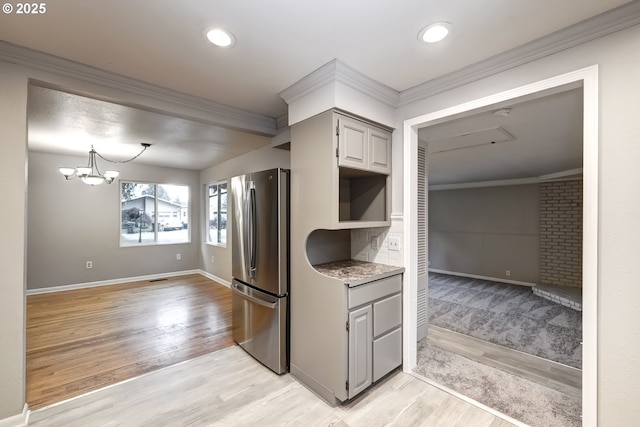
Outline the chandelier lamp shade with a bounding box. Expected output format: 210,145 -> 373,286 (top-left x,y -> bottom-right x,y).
57,147 -> 119,185
58,143 -> 151,186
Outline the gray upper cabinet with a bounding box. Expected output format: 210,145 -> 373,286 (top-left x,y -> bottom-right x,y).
290,109 -> 392,229
338,116 -> 368,170
337,114 -> 391,175
335,112 -> 392,228
368,126 -> 392,174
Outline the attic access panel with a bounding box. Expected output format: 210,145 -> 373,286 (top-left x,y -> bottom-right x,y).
427,127 -> 515,154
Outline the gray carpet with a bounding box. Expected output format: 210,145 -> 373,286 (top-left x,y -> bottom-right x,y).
428,273 -> 582,368
414,341 -> 582,427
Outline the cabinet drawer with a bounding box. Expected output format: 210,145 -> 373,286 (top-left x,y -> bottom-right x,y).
348,274 -> 401,309
373,326 -> 402,382
373,293 -> 402,337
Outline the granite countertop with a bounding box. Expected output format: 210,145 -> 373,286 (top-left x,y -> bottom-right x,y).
312,259 -> 404,287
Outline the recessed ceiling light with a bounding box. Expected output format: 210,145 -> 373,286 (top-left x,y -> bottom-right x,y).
418,22 -> 452,43
205,27 -> 236,48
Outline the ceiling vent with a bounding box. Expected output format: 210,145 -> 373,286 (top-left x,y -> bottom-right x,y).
427,126 -> 515,154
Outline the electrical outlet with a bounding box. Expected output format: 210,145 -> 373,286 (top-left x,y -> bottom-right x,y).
211,256 -> 215,263
389,237 -> 400,251
86,261 -> 93,269
176,253 -> 181,261
506,270 -> 511,277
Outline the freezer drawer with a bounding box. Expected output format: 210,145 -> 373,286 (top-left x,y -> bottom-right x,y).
231,280 -> 288,374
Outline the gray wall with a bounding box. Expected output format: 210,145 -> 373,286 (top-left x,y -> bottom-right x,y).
428,184 -> 539,283
0,62 -> 27,420
27,151 -> 200,290
199,144 -> 290,283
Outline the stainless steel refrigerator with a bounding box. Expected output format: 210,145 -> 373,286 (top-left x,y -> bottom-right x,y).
230,168 -> 289,374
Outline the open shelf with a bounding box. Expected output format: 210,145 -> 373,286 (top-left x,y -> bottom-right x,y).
338,167 -> 388,223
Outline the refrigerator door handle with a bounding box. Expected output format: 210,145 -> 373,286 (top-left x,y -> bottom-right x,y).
231,285 -> 277,309
248,181 -> 257,278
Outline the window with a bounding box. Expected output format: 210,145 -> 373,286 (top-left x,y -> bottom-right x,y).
207,181 -> 227,246
120,182 -> 190,246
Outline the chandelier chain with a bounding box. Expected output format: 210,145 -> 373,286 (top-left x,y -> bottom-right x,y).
94,144 -> 150,164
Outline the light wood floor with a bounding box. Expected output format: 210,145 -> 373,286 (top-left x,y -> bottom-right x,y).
26,274 -> 233,410
29,345 -> 518,427
428,325 -> 582,397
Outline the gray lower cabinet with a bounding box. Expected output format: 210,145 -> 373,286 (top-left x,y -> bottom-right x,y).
347,274 -> 402,399
372,293 -> 402,382
348,305 -> 372,397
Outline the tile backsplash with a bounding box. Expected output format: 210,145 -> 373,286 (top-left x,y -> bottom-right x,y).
351,217 -> 404,266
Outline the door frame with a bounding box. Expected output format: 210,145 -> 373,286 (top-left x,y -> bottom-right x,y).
402,65 -> 598,425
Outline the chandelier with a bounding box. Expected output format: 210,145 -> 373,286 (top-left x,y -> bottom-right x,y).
58,143 -> 151,186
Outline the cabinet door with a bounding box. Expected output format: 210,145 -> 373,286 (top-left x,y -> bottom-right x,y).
348,305 -> 372,399
368,127 -> 391,174
338,116 -> 369,170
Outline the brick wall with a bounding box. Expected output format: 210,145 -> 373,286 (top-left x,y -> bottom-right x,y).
539,180 -> 582,287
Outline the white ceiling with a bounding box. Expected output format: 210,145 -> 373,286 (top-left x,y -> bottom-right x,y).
27,85 -> 271,170
0,0 -> 631,176
422,87 -> 584,185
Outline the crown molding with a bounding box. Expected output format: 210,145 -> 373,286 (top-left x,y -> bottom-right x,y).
281,3 -> 640,111
0,40 -> 278,136
399,1 -> 640,105
280,1 -> 640,108
3,1 -> 637,129
279,58 -> 400,107
429,168 -> 583,191
276,114 -> 289,130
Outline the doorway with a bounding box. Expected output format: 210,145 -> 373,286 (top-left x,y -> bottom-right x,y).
402,66 -> 598,424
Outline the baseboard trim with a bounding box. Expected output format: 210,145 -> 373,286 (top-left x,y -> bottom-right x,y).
290,363 -> 340,407
26,270 -> 202,295
0,404 -> 29,427
428,269 -> 536,287
198,270 -> 231,288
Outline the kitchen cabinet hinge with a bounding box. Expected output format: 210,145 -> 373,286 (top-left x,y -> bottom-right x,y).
336,121 -> 340,136
336,147 -> 339,158
346,380 -> 349,391
346,321 -> 349,331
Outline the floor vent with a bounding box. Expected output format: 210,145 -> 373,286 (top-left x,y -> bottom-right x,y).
148,278 -> 169,282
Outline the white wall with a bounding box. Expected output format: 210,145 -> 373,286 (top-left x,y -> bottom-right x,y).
27,151 -> 200,290
199,144 -> 290,283
394,24 -> 640,425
